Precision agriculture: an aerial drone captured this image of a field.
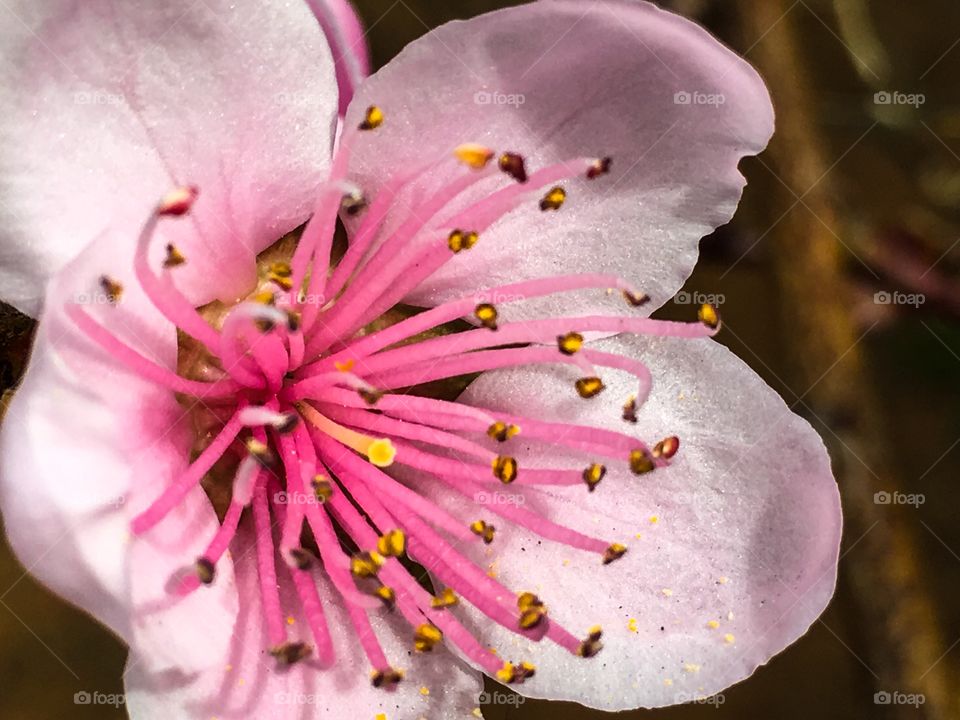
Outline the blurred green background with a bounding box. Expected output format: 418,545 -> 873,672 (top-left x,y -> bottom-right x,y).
2,0 -> 960,718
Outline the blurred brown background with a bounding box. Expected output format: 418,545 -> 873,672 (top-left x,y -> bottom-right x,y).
2,0 -> 960,717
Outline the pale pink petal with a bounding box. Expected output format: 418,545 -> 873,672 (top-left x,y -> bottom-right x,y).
0,227 -> 237,674
305,0 -> 372,114
123,525 -> 484,719
410,334 -> 840,710
343,0 -> 773,321
0,0 -> 339,316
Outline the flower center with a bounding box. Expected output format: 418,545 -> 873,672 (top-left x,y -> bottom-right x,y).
64,105 -> 718,688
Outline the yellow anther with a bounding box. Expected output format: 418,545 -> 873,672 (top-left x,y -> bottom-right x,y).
359,105 -> 384,130
431,587 -> 459,609
698,302 -> 720,330
487,421 -> 521,442
376,529 -> 406,557
517,592 -> 543,611
358,387 -> 384,406
371,667 -> 404,688
245,438 -> 276,467
268,261 -> 292,278
629,448 -> 655,475
575,377 -> 605,398
311,475 -> 333,502
496,660 -> 536,684
270,642 -> 312,666
454,143 -> 495,169
652,436 -> 680,459
98,275 -> 123,305
492,455 -> 518,484
474,303 -> 498,330
557,331 -> 584,355
470,520 -> 496,544
520,607 -> 546,629
163,243 -> 186,268
289,547 -> 314,570
622,289 -> 650,307
582,463 -> 606,492
707,620 -> 720,629
498,153 -> 528,183
350,551 -> 384,578
341,191 -> 367,216
622,395 -> 638,423
195,557 -> 215,585
252,289 -> 276,305
578,626 -> 604,657
266,261 -> 294,290
602,543 -> 627,565
539,185 -> 567,211
374,585 -> 396,608
413,623 -> 443,652
448,229 -> 479,254
285,310 -> 301,333
586,157 -> 612,179
334,359 -> 356,372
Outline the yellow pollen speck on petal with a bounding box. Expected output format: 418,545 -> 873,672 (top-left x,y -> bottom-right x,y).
718,576 -> 729,585
724,633 -> 736,644
664,678 -> 673,687
335,359 -> 356,372
662,588 -> 673,597
634,533 -> 643,540
238,679 -> 246,687
707,620 -> 720,629
684,663 -> 701,674
627,618 -> 638,633
472,709 -> 484,719
375,714 -> 387,720
419,686 -> 430,696
286,616 -> 295,626
650,515 -> 659,524
454,143 -> 495,169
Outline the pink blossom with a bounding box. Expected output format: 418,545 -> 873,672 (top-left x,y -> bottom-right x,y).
0,0 -> 840,717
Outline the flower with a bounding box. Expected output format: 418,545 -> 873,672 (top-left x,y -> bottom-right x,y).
0,0 -> 841,718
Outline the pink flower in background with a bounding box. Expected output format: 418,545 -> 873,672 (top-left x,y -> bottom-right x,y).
0,1 -> 841,718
